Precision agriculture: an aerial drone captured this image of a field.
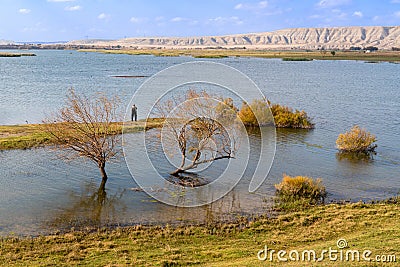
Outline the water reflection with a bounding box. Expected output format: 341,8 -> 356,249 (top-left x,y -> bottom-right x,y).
336,151 -> 376,163
1,122 -> 399,236
37,145 -> 271,232
46,182 -> 267,232
276,128 -> 312,146
47,181 -> 126,231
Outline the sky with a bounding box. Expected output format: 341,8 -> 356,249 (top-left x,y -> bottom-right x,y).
1,0 -> 400,42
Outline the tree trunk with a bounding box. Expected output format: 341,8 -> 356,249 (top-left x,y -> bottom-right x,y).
171,149 -> 201,176
171,155 -> 186,176
171,168 -> 185,176
99,163 -> 108,191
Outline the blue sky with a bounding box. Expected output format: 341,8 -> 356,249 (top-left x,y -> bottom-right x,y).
1,0 -> 400,42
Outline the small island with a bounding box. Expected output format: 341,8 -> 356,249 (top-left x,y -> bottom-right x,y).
0,52 -> 36,57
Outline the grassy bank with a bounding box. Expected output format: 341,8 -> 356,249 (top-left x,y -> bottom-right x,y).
78,49 -> 400,62
0,202 -> 399,266
0,119 -> 163,150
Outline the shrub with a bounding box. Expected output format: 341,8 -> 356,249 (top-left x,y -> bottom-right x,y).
269,103 -> 314,129
215,97 -> 238,124
238,102 -> 256,126
237,99 -> 273,127
336,125 -> 377,153
237,100 -> 314,129
275,175 -> 327,209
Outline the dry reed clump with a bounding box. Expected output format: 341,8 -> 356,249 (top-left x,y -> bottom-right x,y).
274,174 -> 327,209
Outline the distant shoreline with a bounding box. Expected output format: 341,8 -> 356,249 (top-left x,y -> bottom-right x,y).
3,45 -> 400,62
79,48 -> 400,62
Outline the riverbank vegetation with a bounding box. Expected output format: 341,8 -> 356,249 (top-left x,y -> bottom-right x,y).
0,99 -> 313,150
0,119 -> 163,150
78,48 -> 400,62
0,200 -> 399,266
274,175 -> 327,211
0,124 -> 52,150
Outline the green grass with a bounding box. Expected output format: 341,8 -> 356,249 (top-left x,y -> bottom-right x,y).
0,119 -> 164,150
0,124 -> 52,150
78,49 -> 400,62
0,202 -> 399,266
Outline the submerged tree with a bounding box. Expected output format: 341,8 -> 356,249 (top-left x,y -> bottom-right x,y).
153,90 -> 239,176
44,88 -> 121,191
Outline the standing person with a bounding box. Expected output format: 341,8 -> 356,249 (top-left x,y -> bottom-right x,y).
131,104 -> 137,121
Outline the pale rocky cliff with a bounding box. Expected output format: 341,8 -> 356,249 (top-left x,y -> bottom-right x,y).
0,39 -> 14,45
69,26 -> 400,50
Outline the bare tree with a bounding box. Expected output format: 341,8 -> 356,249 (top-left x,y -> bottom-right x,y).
152,89 -> 239,176
44,88 -> 121,191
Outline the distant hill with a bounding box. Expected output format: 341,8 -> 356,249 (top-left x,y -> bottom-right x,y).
68,26 -> 400,50
0,39 -> 14,45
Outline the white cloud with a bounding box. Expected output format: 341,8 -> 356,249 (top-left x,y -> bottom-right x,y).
64,5 -> 81,11
353,11 -> 363,18
234,3 -> 243,9
317,0 -> 351,8
391,0 -> 400,3
98,13 -> 110,20
332,9 -> 347,19
155,16 -> 164,21
47,0 -> 75,2
372,15 -> 379,21
22,22 -> 47,33
395,11 -> 400,17
130,17 -> 147,23
234,1 -> 268,11
208,16 -> 243,26
259,1 -> 268,8
309,14 -> 322,19
19,8 -> 31,14
170,17 -> 186,22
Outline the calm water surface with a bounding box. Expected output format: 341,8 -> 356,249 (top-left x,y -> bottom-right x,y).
0,50 -> 399,236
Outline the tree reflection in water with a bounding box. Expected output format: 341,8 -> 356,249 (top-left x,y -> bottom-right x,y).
47,180 -> 126,231
336,151 -> 375,163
